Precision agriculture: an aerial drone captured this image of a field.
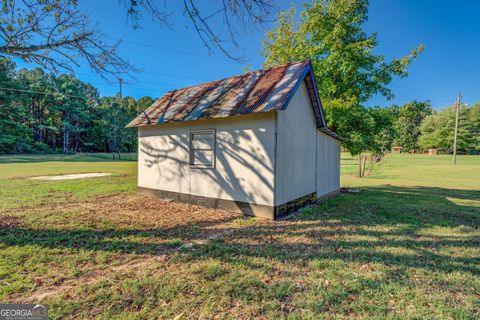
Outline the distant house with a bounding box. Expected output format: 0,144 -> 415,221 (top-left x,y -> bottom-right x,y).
127,60 -> 343,219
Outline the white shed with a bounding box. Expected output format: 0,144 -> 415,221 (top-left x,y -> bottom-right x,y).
127,60 -> 342,219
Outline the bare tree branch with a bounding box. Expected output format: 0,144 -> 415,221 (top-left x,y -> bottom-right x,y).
0,0 -> 137,81
124,0 -> 275,61
0,0 -> 275,81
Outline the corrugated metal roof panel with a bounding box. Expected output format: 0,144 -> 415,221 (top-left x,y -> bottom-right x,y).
126,60 -> 343,141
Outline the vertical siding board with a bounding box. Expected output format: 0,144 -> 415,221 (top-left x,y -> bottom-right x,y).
275,81 -> 317,205
316,131 -> 341,196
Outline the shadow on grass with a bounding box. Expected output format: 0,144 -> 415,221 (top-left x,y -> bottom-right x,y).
1,185 -> 479,275
299,185 -> 480,228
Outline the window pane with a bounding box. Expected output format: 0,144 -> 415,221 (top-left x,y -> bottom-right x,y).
190,130 -> 215,168
191,133 -> 213,150
191,150 -> 213,166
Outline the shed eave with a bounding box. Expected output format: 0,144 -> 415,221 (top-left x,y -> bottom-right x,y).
125,109 -> 278,128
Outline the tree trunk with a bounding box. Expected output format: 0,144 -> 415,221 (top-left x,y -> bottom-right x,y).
63,130 -> 69,154
358,155 -> 363,178
32,97 -> 45,143
362,156 -> 367,177
38,103 -> 45,143
51,131 -> 56,150
31,99 -> 37,143
74,129 -> 80,153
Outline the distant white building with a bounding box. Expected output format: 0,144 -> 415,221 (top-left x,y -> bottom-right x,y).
127,60 -> 342,219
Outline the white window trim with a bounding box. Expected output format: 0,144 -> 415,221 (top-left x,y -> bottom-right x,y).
189,129 -> 216,169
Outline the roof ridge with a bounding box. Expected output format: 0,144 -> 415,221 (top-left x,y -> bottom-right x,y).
160,60 -> 310,94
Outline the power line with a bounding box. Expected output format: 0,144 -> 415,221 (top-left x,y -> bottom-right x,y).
0,83 -> 166,99
140,70 -> 211,82
43,70 -> 182,92
110,37 -> 258,66
74,69 -> 211,83
74,73 -> 189,89
0,83 -> 171,99
0,86 -> 87,99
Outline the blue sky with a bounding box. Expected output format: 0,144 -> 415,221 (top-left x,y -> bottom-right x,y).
15,0 -> 480,109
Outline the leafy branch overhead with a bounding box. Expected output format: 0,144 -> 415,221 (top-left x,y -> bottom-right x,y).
0,0 -> 274,80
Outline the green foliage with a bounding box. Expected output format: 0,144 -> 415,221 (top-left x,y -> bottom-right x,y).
323,100 -> 374,155
467,103 -> 480,152
262,0 -> 424,155
263,0 -> 423,103
393,100 -> 432,151
419,104 -> 479,153
368,105 -> 397,154
0,57 -> 154,154
0,57 -> 31,153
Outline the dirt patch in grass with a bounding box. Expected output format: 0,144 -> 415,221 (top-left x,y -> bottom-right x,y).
0,215 -> 22,229
71,193 -> 245,237
29,173 -> 112,180
3,192 -> 245,233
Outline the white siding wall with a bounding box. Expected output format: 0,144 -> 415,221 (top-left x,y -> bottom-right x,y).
275,80 -> 341,205
137,112 -> 276,206
275,81 -> 317,205
316,132 -> 341,196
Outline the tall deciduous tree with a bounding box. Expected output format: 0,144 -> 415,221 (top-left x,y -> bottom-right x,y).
393,101 -> 432,151
261,0 -> 424,154
368,106 -> 397,155
419,104 -> 479,154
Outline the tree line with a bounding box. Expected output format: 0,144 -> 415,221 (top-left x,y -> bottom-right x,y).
0,57 -> 153,154
367,101 -> 480,155
1,54 -> 478,156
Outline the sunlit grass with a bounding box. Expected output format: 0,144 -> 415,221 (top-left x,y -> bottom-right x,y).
0,153 -> 478,318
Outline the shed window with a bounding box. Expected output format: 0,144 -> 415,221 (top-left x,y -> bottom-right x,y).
189,129 -> 215,168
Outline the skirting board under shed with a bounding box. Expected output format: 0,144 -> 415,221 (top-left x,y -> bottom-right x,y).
137,187 -> 341,220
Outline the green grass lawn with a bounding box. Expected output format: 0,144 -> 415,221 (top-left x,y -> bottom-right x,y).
340,152 -> 360,176
0,154 -> 137,210
340,152 -> 379,176
0,154 -> 479,319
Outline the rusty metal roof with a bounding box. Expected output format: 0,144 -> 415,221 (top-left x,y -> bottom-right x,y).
126,60 -> 342,140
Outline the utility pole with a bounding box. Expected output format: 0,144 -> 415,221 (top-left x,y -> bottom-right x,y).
453,93 -> 461,165
118,78 -> 123,100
